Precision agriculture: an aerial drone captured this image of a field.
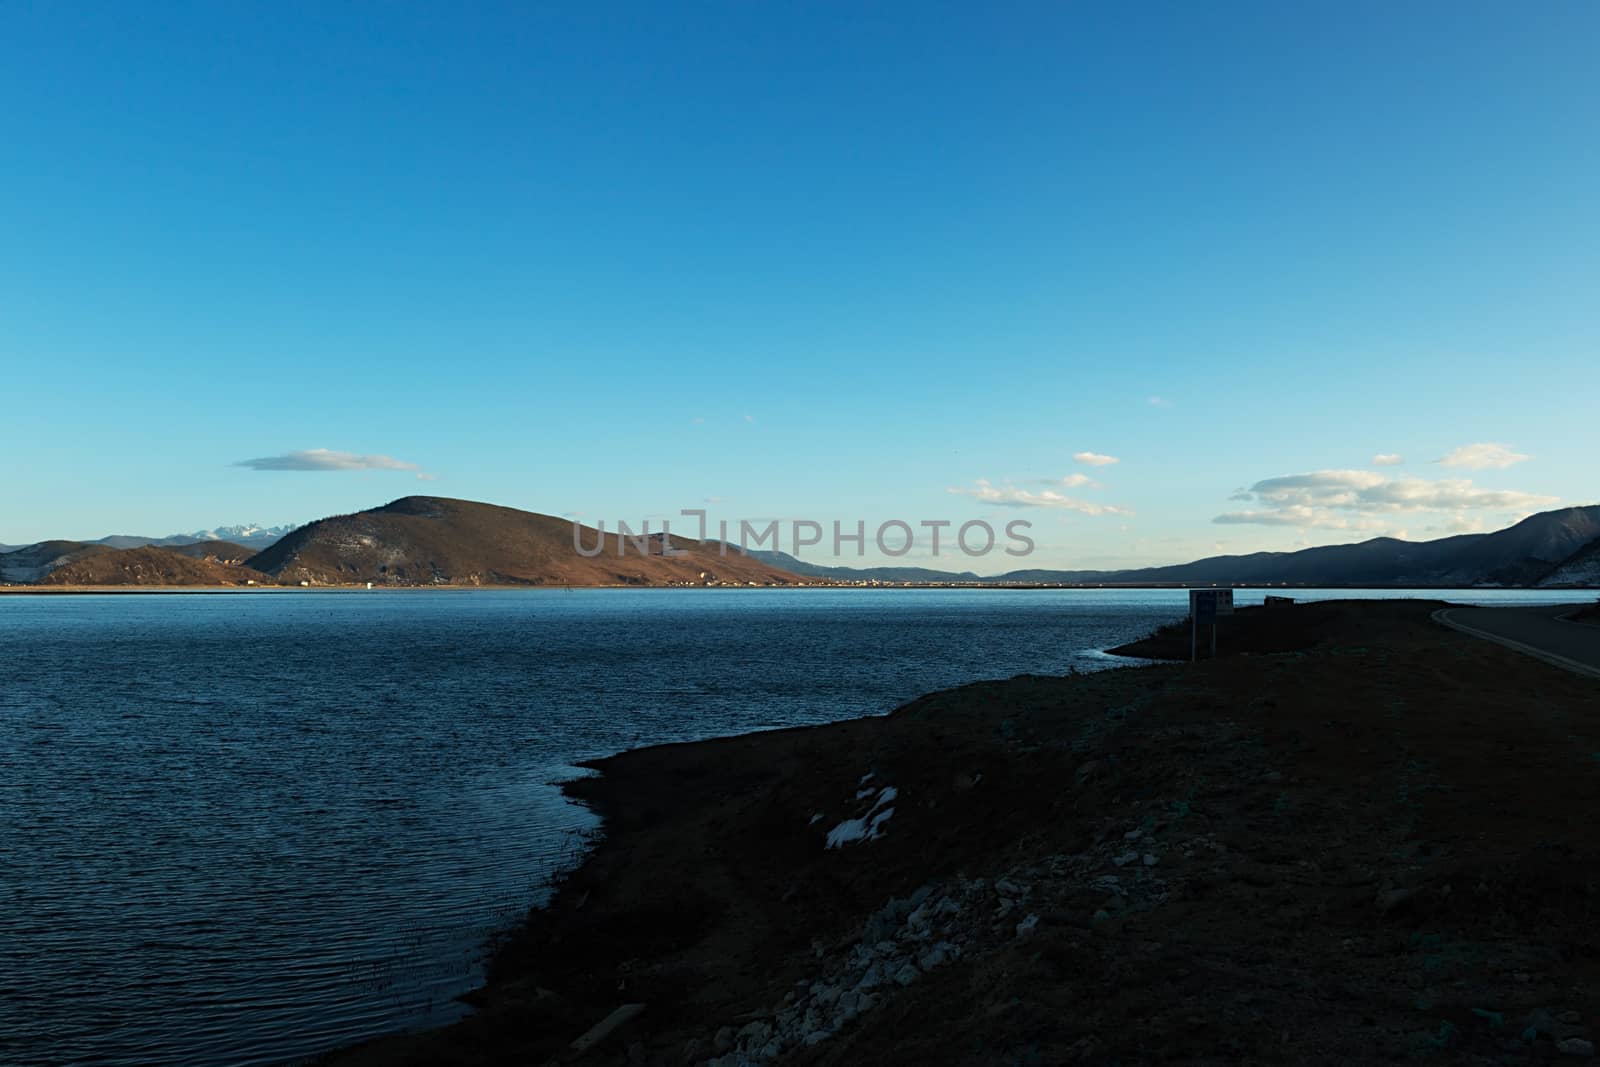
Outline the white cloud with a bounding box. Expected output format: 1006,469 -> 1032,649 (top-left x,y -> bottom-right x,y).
1147,396 -> 1173,407
1372,453 -> 1405,466
1436,442 -> 1531,470
1041,473 -> 1099,488
1433,514 -> 1488,534
234,448 -> 426,474
1073,451 -> 1119,467
742,414 -> 756,423
1214,468 -> 1558,529
948,478 -> 1132,516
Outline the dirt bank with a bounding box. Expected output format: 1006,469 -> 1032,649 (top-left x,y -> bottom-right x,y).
329,600 -> 1599,1065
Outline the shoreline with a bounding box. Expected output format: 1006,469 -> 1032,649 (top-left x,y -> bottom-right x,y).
326,599 -> 1600,1064
4,583 -> 1596,596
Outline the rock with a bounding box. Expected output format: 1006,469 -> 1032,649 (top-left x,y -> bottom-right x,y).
1143,853 -> 1159,866
1015,913 -> 1040,939
1560,1011 -> 1584,1025
737,1020 -> 773,1047
1557,1037 -> 1595,1057
863,912 -> 895,943
837,989 -> 861,1016
996,878 -> 1023,896
893,962 -> 920,986
759,1037 -> 785,1059
681,1037 -> 707,1063
1123,828 -> 1143,841
570,1003 -> 646,1054
919,945 -> 950,969
1093,908 -> 1111,923
1076,760 -> 1102,781
909,884 -> 935,907
1113,851 -> 1140,867
857,962 -> 885,990
713,1026 -> 735,1053
626,1041 -> 646,1064
811,982 -> 840,1007
804,1029 -> 833,1046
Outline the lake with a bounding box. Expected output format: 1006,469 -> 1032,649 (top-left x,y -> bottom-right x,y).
0,587 -> 1582,1065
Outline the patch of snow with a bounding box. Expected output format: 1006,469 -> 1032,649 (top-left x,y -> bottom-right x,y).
809,813 -> 824,825
825,785 -> 898,849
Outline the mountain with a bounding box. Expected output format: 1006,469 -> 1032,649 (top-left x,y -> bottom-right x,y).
743,505 -> 1600,588
40,547 -> 268,586
0,541 -> 118,583
1063,506 -> 1600,587
184,524 -> 296,549
245,496 -> 806,586
1540,534 -> 1600,587
87,524 -> 295,551
7,502 -> 1597,589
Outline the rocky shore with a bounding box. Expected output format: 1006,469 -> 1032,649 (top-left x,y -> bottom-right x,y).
329,600 -> 1599,1065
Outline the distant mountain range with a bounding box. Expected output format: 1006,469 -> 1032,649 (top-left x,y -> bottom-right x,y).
753,505 -> 1600,588
84,524 -> 296,551
3,499 -> 1598,588
0,524 -> 295,555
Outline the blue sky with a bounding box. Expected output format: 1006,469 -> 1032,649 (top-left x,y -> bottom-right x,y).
3,2 -> 1596,568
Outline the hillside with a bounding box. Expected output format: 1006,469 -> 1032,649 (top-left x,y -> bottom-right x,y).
1540,534 -> 1600,587
36,547 -> 268,588
39,547 -> 269,586
0,541 -> 117,583
164,541 -> 257,563
245,497 -> 805,586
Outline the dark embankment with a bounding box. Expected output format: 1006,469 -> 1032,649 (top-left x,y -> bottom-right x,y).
329,600 -> 1600,1065
1106,599 -> 1358,660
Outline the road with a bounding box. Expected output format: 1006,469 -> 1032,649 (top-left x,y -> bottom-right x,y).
1434,603 -> 1600,681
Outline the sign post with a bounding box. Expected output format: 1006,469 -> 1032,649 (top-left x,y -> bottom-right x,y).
1188,589 -> 1234,661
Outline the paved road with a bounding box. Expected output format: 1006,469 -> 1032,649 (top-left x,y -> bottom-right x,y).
1434,603 -> 1600,680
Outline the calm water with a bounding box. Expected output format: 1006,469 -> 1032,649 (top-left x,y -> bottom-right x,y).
0,587 -> 1583,1066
